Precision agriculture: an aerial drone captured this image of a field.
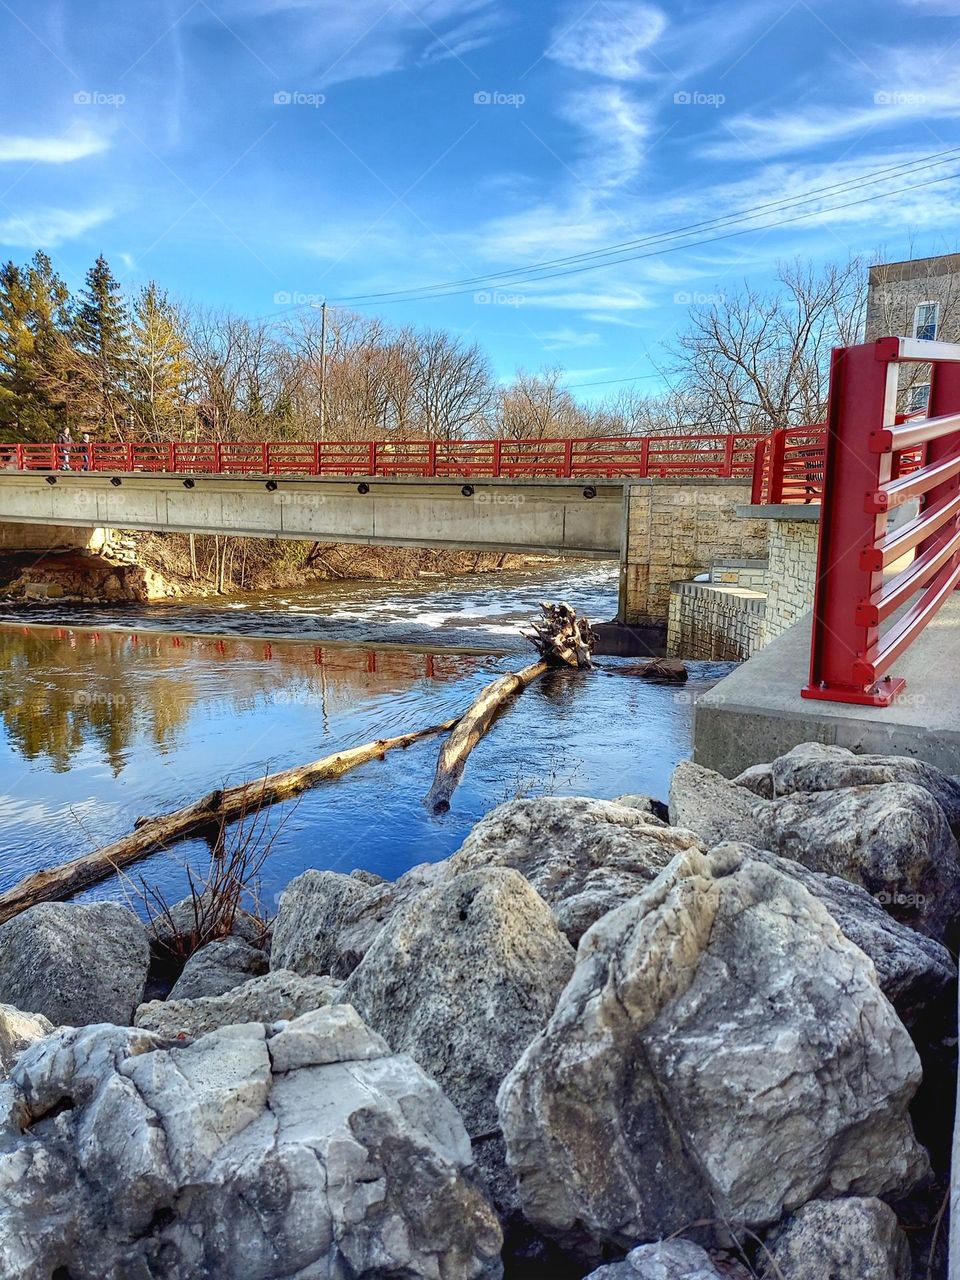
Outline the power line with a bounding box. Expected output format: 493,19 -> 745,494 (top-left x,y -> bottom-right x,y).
329,167 -> 960,306
332,148 -> 960,305
562,372 -> 665,390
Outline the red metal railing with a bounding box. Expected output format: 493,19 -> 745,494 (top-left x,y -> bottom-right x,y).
0,432 -> 763,481
751,426 -> 828,504
803,336 -> 960,706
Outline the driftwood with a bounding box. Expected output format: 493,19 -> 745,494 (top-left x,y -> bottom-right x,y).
624,657 -> 688,682
424,660 -> 549,814
0,718 -> 457,925
424,601 -> 596,814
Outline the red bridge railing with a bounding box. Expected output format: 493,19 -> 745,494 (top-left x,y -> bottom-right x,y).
0,432 -> 763,481
751,426 -> 827,504
803,336 -> 960,706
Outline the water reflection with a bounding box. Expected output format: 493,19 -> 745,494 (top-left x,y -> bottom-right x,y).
0,610 -> 734,913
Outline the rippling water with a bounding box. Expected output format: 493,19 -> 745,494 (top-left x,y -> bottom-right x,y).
0,563 -> 733,914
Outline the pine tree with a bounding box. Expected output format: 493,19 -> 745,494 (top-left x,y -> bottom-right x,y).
0,252 -> 73,440
129,283 -> 192,439
73,254 -> 132,435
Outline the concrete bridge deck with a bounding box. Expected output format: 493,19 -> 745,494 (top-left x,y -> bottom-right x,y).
0,471 -> 625,559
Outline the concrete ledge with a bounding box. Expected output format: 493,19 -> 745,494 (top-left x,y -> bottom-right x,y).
693,597 -> 960,776
736,503 -> 821,520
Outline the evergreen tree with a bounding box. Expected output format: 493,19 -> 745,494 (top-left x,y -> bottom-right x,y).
0,252 -> 72,439
73,254 -> 132,434
129,283 -> 192,439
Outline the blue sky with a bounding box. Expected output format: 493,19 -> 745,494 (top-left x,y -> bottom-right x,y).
0,0 -> 958,399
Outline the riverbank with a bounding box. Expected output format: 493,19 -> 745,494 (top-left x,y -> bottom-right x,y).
0,530 -> 547,607
0,741 -> 954,1278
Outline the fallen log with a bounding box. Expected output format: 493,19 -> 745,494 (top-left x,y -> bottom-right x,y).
424,660 -> 549,814
424,601 -> 597,814
0,718 -> 457,924
624,657 -> 688,682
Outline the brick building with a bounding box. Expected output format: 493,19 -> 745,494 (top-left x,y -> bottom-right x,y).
865,251 -> 960,410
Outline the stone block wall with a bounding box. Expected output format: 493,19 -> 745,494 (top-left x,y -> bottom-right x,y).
619,480 -> 768,625
762,518 -> 819,642
667,582 -> 766,660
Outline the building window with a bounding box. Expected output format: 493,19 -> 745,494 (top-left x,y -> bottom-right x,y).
908,382 -> 930,412
913,301 -> 939,342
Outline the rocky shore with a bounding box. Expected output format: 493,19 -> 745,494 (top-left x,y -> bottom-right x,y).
0,740 -> 957,1279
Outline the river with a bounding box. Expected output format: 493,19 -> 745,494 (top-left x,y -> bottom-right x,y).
0,562 -> 732,915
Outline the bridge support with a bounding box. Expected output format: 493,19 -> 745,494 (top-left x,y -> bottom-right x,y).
0,523 -> 107,554
618,479 -> 767,626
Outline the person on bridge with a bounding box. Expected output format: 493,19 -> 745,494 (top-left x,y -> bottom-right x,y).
57,428 -> 73,471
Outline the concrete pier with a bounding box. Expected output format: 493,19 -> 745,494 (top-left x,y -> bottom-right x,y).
693,598 -> 960,775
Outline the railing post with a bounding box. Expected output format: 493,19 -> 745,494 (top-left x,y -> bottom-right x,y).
313,441 -> 321,476
639,438 -> 650,477
369,440 -> 377,475
492,440 -> 502,478
125,442 -> 134,471
768,430 -> 786,503
563,438 -> 574,478
917,360 -> 960,571
167,443 -> 176,474
722,434 -> 735,477
16,444 -> 23,471
750,439 -> 766,503
802,342 -> 899,705
427,440 -> 437,477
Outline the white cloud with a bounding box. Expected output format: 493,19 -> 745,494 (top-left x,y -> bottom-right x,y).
546,1 -> 666,79
535,326 -> 604,350
201,0 -> 502,86
704,46 -> 960,160
0,128 -> 109,164
0,207 -> 114,248
521,287 -> 652,310
559,84 -> 651,190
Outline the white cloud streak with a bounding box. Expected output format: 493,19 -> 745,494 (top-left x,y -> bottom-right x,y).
0,128 -> 110,164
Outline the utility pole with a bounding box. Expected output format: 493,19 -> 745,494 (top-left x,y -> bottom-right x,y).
319,299 -> 327,443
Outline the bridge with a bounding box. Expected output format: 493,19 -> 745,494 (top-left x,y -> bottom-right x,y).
697,335 -> 960,777
0,431 -> 769,635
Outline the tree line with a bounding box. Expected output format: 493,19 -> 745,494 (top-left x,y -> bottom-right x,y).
0,251 -> 876,446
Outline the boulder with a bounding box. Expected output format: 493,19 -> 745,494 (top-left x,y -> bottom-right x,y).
0,1003 -> 52,1076
339,867 -> 575,1139
759,1197 -> 910,1280
586,1240 -> 725,1278
167,936 -> 268,1001
768,742 -> 960,825
350,868 -> 386,886
270,868 -> 376,976
612,795 -> 670,825
755,782 -> 960,942
332,860 -> 450,978
0,1007 -> 504,1279
448,797 -> 703,944
724,844 -> 957,1026
148,893 -> 264,951
669,762 -> 766,848
0,902 -> 149,1027
731,762 -> 774,798
135,968 -> 341,1039
498,845 -> 928,1258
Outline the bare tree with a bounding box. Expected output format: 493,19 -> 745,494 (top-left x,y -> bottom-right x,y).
407,329 -> 493,439
667,258 -> 866,432
493,367 -> 588,439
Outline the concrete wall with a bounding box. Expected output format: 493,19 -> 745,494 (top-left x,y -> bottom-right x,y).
0,523 -> 106,553
619,480 -> 767,626
762,518 -> 819,643
0,474 -> 624,560
667,580 -> 766,660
